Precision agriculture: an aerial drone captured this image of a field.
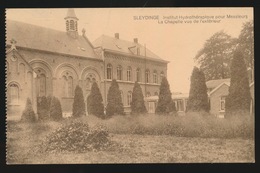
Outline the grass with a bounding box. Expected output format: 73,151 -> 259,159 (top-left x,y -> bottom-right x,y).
6,113 -> 255,164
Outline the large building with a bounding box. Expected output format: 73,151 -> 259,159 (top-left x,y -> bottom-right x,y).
6,9 -> 168,118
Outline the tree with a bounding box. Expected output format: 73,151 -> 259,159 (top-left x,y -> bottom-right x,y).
50,97 -> 63,121
37,96 -> 49,120
225,50 -> 251,116
131,81 -> 147,114
72,85 -> 86,117
238,21 -> 254,79
194,31 -> 236,81
155,77 -> 176,114
21,98 -> 36,122
87,82 -> 104,118
186,67 -> 209,112
106,79 -> 124,116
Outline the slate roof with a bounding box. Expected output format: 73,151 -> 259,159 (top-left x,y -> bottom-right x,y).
93,35 -> 168,63
6,20 -> 100,60
206,78 -> 230,89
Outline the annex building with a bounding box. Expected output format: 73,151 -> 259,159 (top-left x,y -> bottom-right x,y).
6,9 -> 169,118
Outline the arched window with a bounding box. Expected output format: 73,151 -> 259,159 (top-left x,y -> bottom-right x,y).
127,91 -> 132,106
62,72 -> 74,97
39,74 -> 46,97
145,69 -> 150,83
136,68 -> 141,82
146,92 -> 151,97
66,20 -> 69,31
160,71 -> 165,83
70,20 -> 75,30
117,65 -> 123,80
127,66 -> 132,81
154,92 -> 158,96
153,70 -> 158,84
19,63 -> 26,81
9,83 -> 19,105
120,90 -> 124,105
27,72 -> 33,100
107,64 -> 112,79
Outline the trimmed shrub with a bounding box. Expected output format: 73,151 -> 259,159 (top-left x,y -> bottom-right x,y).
225,50 -> 251,117
155,77 -> 176,115
37,96 -> 49,120
131,81 -> 147,115
21,98 -> 36,122
72,85 -> 86,117
186,67 -> 209,112
106,79 -> 124,116
50,97 -> 63,121
87,82 -> 104,118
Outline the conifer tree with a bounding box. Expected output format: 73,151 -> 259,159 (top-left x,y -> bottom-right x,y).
50,97 -> 63,121
155,77 -> 176,114
131,81 -> 147,114
37,96 -> 49,120
72,85 -> 86,117
225,50 -> 251,116
106,79 -> 124,116
87,82 -> 104,118
21,98 -> 36,122
186,67 -> 209,112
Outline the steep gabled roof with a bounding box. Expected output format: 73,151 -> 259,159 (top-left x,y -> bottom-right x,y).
209,82 -> 230,96
6,20 -> 100,60
93,35 -> 169,63
206,78 -> 230,89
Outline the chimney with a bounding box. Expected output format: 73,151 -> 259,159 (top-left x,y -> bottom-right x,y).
134,38 -> 138,44
115,33 -> 119,39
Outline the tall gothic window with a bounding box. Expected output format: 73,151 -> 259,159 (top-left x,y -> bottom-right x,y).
9,83 -> 19,105
120,90 -> 124,105
117,65 -> 123,80
145,69 -> 150,83
127,66 -> 132,81
160,71 -> 164,83
136,68 -> 141,82
153,70 -> 158,84
39,74 -> 46,97
62,73 -> 74,97
70,20 -> 75,30
107,64 -> 112,79
127,91 -> 132,106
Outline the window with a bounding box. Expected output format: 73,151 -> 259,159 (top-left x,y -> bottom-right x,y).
19,63 -> 26,81
62,72 -> 74,98
127,91 -> 132,106
136,68 -> 141,82
70,20 -> 74,30
220,96 -> 226,111
146,92 -> 151,97
145,69 -> 150,83
127,66 -> 132,81
39,74 -> 46,97
107,64 -> 112,79
117,65 -> 123,80
160,71 -> 164,83
120,90 -> 124,105
9,84 -> 19,105
176,99 -> 184,112
153,70 -> 158,84
66,20 -> 69,31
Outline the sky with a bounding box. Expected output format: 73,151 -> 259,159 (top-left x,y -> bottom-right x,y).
6,8 -> 253,93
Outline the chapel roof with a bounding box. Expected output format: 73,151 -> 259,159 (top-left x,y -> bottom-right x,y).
206,78 -> 230,89
6,19 -> 100,60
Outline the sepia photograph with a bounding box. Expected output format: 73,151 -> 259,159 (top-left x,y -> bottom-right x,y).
5,8 -> 254,164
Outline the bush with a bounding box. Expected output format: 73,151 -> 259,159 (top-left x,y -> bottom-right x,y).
155,77 -> 176,114
106,79 -> 124,116
21,98 -> 36,122
72,85 -> 86,117
226,50 -> 251,117
50,97 -> 63,121
186,67 -> 209,112
87,82 -> 104,118
131,82 -> 147,115
37,96 -> 50,120
41,120 -> 114,152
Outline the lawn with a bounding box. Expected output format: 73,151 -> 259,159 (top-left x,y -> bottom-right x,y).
6,114 -> 255,164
